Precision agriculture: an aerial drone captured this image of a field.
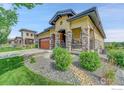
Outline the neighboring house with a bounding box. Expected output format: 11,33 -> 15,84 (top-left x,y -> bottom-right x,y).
14,37 -> 23,46
19,29 -> 37,46
37,7 -> 106,54
8,39 -> 15,46
8,37 -> 22,47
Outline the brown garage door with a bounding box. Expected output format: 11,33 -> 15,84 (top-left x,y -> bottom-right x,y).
40,37 -> 50,49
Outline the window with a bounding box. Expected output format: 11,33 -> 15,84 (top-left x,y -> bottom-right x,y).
31,34 -> 33,37
26,33 -> 29,36
60,21 -> 63,25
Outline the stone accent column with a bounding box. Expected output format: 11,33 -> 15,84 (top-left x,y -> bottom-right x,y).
81,28 -> 90,51
66,31 -> 72,52
55,32 -> 60,47
49,34 -> 52,49
50,34 -> 54,49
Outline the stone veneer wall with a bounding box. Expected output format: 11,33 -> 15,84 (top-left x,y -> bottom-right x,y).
81,28 -> 89,51
95,39 -> 102,54
50,34 -> 55,49
55,32 -> 60,47
66,31 -> 72,51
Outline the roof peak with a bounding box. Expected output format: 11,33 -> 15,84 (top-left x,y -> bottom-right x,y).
49,9 -> 76,25
56,9 -> 76,14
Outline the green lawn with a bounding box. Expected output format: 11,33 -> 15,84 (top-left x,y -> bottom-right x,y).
0,66 -> 67,85
0,56 -> 69,85
0,47 -> 30,53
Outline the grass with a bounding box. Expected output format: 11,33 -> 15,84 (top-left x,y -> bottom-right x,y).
0,56 -> 69,85
0,66 -> 67,85
0,47 -> 31,53
0,56 -> 24,75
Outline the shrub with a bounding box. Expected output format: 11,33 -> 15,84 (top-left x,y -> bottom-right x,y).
108,50 -> 124,68
104,70 -> 115,85
0,56 -> 24,75
30,56 -> 36,64
79,52 -> 101,71
35,44 -> 38,48
53,47 -> 72,71
51,47 -> 61,60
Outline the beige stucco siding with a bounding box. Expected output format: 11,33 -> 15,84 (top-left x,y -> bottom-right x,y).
50,29 -> 55,35
55,15 -> 71,32
87,16 -> 104,48
70,16 -> 88,29
22,31 -> 35,39
38,31 -> 50,39
72,28 -> 81,41
37,28 -> 55,39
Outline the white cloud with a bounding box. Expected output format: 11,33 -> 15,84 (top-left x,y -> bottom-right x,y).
105,29 -> 124,42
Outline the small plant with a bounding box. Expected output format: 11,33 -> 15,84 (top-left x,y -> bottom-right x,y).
30,56 -> 36,64
53,47 -> 72,71
108,50 -> 124,68
79,52 -> 101,71
104,70 -> 116,85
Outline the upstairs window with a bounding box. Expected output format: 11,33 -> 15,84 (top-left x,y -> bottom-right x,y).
31,34 -> 33,37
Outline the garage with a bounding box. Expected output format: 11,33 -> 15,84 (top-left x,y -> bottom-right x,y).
40,37 -> 50,49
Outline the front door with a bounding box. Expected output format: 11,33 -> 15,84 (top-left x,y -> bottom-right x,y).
60,32 -> 66,48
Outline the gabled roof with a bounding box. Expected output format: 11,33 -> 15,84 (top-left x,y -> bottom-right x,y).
19,28 -> 37,33
67,7 -> 106,38
37,26 -> 55,36
49,9 -> 76,25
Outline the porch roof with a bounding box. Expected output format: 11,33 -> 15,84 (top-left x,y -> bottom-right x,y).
37,26 -> 55,36
67,7 -> 106,38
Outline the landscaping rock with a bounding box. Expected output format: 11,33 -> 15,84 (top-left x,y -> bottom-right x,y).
24,53 -> 81,85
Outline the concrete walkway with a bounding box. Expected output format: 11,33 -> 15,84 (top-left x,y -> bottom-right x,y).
0,48 -> 51,59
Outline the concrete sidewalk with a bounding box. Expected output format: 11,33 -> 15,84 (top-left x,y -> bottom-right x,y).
0,48 -> 51,59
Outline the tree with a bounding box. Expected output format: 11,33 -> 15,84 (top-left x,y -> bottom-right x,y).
0,3 -> 41,44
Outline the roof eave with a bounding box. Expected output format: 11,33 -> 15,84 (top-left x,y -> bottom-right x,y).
67,7 -> 106,38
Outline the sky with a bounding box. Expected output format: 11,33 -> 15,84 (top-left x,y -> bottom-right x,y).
2,3 -> 124,42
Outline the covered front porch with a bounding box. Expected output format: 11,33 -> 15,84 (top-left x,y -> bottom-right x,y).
51,26 -> 96,52
71,27 -> 95,52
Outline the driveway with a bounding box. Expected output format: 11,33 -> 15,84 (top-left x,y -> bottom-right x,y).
0,48 -> 51,59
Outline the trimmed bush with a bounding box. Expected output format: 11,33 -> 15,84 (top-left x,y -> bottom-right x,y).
0,56 -> 24,75
53,47 -> 72,71
108,50 -> 124,68
79,52 -> 101,71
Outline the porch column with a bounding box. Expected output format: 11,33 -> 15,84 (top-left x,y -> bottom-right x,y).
81,27 -> 90,51
66,31 -> 72,52
55,32 -> 60,47
50,34 -> 52,49
50,34 -> 55,49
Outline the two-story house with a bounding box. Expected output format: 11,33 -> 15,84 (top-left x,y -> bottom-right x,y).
19,29 -> 37,46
